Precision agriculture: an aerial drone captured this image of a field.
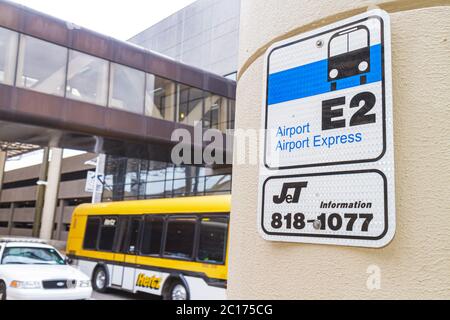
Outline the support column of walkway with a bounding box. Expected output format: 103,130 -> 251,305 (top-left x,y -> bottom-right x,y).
39,148 -> 63,240
0,150 -> 6,200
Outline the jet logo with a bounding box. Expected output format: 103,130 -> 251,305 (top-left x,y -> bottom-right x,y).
273,182 -> 308,204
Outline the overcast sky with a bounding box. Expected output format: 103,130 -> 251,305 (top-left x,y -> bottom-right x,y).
5,0 -> 196,171
9,0 -> 197,40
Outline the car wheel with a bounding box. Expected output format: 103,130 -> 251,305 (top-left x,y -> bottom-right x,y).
0,281 -> 6,301
168,281 -> 188,301
92,266 -> 109,293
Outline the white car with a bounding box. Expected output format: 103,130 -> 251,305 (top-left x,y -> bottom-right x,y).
0,238 -> 92,300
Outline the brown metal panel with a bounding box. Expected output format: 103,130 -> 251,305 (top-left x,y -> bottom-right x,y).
104,108 -> 147,141
146,116 -> 187,144
14,87 -> 65,124
177,65 -> 205,91
22,10 -> 69,46
113,42 -> 146,71
63,99 -> 106,132
70,28 -> 114,60
145,53 -> 178,81
0,84 -> 14,112
0,1 -> 21,30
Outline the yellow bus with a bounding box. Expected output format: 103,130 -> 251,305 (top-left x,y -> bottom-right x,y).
66,195 -> 230,300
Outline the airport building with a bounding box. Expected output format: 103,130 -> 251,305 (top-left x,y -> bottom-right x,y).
0,0 -> 240,239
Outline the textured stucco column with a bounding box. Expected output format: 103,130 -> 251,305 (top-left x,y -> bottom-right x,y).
40,148 -> 63,240
228,0 -> 450,299
0,150 -> 6,198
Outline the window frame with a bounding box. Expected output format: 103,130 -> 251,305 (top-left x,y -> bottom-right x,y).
195,214 -> 229,266
138,214 -> 166,258
82,216 -> 102,251
97,216 -> 119,253
162,215 -> 200,262
120,215 -> 144,255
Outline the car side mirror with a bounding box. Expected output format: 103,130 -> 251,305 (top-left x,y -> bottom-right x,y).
65,257 -> 73,265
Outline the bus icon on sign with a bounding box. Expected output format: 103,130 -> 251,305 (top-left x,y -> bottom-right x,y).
328,25 -> 370,91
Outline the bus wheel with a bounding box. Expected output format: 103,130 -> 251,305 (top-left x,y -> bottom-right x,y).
168,281 -> 188,300
92,266 -> 109,293
0,281 -> 7,300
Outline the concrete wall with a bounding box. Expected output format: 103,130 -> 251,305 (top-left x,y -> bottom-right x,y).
0,153 -> 95,240
228,0 -> 450,299
129,0 -> 240,77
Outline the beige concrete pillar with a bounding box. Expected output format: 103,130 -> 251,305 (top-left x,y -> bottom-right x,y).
0,150 -> 6,199
40,148 -> 63,240
229,0 -> 450,299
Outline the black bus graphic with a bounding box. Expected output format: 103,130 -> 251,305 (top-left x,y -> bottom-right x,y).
328,25 -> 370,91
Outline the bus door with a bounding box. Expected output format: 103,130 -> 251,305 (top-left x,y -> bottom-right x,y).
111,217 -> 128,287
121,217 -> 142,291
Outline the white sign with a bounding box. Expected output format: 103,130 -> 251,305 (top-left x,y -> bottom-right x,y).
85,171 -> 103,193
258,10 -> 395,248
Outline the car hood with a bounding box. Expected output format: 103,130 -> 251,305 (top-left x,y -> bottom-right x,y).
0,265 -> 89,281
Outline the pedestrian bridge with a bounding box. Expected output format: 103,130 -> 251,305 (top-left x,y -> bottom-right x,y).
0,0 -> 236,163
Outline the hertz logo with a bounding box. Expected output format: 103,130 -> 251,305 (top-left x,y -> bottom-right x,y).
136,273 -> 162,290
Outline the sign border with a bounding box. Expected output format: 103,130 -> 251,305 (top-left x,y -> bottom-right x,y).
260,169 -> 389,241
264,15 -> 387,170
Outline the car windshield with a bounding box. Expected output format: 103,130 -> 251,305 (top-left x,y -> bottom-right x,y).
1,247 -> 66,265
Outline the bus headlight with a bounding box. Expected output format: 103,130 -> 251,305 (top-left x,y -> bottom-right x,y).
358,61 -> 369,72
78,280 -> 91,288
10,281 -> 42,289
329,69 -> 338,79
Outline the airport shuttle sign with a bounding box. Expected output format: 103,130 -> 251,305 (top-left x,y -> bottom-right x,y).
258,10 -> 396,248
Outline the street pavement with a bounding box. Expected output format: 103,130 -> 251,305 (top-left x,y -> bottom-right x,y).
91,288 -> 161,300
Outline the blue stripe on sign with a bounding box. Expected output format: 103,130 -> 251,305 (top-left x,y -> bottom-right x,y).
268,44 -> 383,105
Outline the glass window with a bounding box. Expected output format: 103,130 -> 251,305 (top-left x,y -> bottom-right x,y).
228,100 -> 235,130
125,218 -> 142,254
98,217 -> 118,251
109,63 -> 145,114
145,181 -> 166,198
205,175 -> 232,193
83,217 -> 100,250
0,27 -> 18,85
198,217 -> 228,264
1,247 -> 65,265
16,35 -> 67,96
141,217 -> 164,255
164,218 -> 196,259
66,50 -> 109,106
145,74 -> 176,121
204,94 -> 228,131
177,85 -> 204,126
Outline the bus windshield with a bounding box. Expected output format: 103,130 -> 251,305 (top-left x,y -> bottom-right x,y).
329,28 -> 369,57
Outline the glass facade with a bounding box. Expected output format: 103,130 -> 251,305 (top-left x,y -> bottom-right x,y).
16,35 -> 67,96
109,63 -> 145,114
66,50 -> 109,106
102,156 -> 232,202
0,29 -> 235,132
145,74 -> 177,121
0,27 -> 18,85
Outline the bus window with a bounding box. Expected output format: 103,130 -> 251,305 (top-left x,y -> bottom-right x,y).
197,217 -> 228,264
125,217 -> 142,254
164,218 -> 196,259
329,34 -> 347,57
140,216 -> 164,256
83,217 -> 101,250
98,218 -> 118,252
348,29 -> 368,51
